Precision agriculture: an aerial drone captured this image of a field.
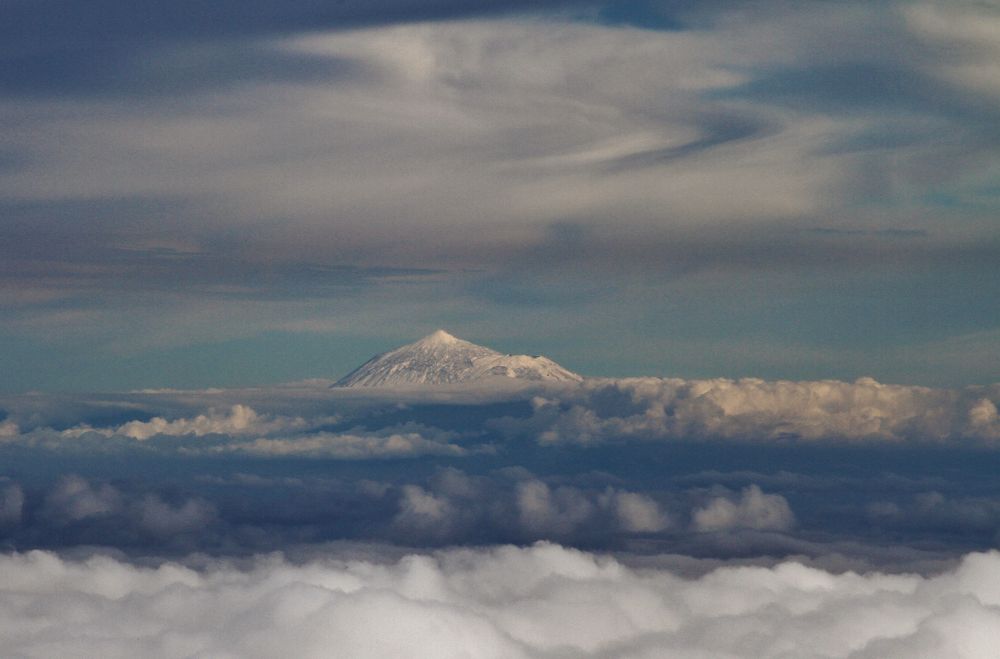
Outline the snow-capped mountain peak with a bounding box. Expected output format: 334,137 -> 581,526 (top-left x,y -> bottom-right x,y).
334,330 -> 581,387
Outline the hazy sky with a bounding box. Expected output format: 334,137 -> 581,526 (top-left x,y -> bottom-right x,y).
3,0 -> 999,391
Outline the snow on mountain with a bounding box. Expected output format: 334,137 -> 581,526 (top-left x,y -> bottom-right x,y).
334,330 -> 582,387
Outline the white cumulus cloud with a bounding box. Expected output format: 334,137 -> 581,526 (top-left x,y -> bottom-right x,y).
112,404 -> 308,439
505,377 -> 1000,444
0,543 -> 998,657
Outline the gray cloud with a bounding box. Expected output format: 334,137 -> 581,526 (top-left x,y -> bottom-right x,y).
0,484 -> 24,528
4,6 -> 997,296
691,484 -> 795,532
136,495 -> 217,537
390,469 -> 674,544
43,475 -> 123,522
212,429 -> 470,459
868,491 -> 1000,537
26,475 -> 219,548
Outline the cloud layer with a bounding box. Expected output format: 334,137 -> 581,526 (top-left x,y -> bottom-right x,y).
0,374 -> 995,558
0,542 -> 998,658
4,377 -> 1000,455
505,377 -> 1000,444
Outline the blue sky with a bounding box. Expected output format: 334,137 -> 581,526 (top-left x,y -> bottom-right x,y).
2,0 -> 999,391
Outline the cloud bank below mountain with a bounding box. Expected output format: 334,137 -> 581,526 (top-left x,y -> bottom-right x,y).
3,376 -> 1000,455
504,377 -> 1000,444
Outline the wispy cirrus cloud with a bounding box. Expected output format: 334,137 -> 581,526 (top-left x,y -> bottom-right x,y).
2,1 -> 999,387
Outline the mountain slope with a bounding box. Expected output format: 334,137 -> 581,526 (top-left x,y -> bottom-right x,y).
334,330 -> 581,387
